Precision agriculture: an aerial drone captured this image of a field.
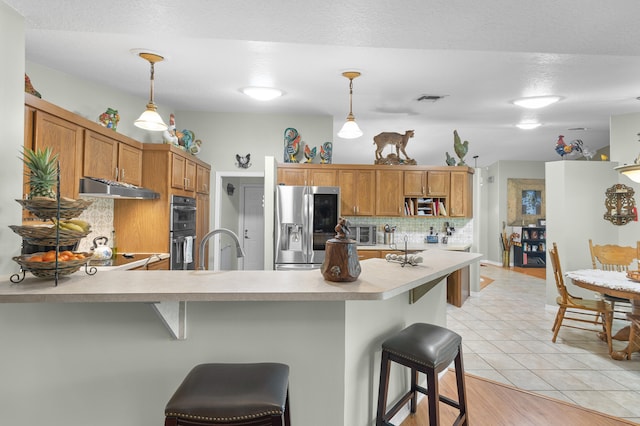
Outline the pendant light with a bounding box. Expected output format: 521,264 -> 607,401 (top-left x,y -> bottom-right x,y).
337,71 -> 363,139
134,52 -> 168,131
615,133 -> 640,183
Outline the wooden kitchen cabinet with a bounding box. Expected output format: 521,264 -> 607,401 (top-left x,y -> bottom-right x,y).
375,170 -> 404,216
449,170 -> 472,217
276,166 -> 337,186
83,130 -> 143,186
196,164 -> 210,194
25,108 -> 84,200
171,153 -> 196,193
404,170 -> 449,196
338,169 -> 375,216
196,192 -> 210,269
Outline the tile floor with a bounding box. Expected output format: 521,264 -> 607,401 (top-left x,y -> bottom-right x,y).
447,264 -> 640,424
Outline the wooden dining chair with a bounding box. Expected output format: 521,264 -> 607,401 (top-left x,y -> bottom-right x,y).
626,313 -> 640,360
589,239 -> 640,318
549,242 -> 613,354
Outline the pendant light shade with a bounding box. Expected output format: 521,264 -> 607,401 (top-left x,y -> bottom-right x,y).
615,133 -> 640,183
337,71 -> 363,139
134,52 -> 168,131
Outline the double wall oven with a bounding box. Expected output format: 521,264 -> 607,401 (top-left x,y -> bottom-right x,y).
170,195 -> 197,270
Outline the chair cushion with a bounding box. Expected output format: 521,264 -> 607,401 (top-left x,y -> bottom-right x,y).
165,363 -> 289,422
381,323 -> 461,370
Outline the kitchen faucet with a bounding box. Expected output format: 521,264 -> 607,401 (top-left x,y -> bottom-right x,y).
199,228 -> 245,270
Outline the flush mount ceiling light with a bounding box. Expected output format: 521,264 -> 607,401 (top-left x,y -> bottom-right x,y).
615,133 -> 640,183
134,52 -> 168,131
242,87 -> 283,101
337,71 -> 363,139
516,121 -> 542,130
512,95 -> 562,109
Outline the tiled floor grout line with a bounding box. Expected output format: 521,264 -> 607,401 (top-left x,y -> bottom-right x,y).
446,265 -> 640,423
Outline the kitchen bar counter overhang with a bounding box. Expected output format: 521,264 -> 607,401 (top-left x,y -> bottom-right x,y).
0,249 -> 480,303
0,249 -> 481,426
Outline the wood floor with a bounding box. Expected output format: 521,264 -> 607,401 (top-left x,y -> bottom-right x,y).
399,371 -> 637,426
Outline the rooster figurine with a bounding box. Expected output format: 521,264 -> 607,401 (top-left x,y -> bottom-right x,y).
25,74 -> 41,98
320,142 -> 333,164
554,135 -> 583,158
304,145 -> 317,163
235,153 -> 251,169
284,127 -> 301,163
163,113 -> 179,145
453,130 -> 469,166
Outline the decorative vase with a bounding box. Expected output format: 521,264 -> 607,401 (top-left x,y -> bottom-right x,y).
502,250 -> 510,268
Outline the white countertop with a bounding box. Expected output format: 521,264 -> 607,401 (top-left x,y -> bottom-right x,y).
357,242 -> 471,251
1,248 -> 481,303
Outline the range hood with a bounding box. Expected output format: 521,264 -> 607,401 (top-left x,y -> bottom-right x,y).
79,177 -> 160,200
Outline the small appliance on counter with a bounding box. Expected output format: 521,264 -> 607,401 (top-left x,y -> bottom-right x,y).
353,224 -> 376,245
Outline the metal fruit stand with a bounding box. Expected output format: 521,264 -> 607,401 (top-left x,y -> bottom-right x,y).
10,164 -> 96,285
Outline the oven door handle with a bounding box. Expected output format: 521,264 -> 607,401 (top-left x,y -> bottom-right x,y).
173,206 -> 197,211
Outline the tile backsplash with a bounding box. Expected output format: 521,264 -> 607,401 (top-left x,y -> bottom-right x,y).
344,216 -> 474,245
76,197 -> 114,252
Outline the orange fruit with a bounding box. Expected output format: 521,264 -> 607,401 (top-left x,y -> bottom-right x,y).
42,251 -> 56,262
61,250 -> 74,257
74,253 -> 85,260
29,255 -> 43,262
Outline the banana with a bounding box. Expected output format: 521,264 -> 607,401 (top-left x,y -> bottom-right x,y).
60,222 -> 85,232
64,219 -> 90,231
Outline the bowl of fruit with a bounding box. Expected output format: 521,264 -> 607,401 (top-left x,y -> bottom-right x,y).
9,219 -> 91,246
13,250 -> 92,278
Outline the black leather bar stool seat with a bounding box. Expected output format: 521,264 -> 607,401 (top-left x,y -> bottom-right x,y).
376,323 -> 468,426
165,363 -> 291,426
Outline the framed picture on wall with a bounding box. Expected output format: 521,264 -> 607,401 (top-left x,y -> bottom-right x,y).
507,178 -> 546,226
537,219 -> 546,227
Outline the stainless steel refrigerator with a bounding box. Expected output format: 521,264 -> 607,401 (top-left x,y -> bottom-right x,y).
275,185 -> 340,270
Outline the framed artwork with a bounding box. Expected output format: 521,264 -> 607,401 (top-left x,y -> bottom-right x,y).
507,178 -> 545,226
537,219 -> 546,227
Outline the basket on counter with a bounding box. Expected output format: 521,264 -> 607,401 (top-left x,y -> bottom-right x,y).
9,224 -> 91,246
16,198 -> 93,220
12,252 -> 93,279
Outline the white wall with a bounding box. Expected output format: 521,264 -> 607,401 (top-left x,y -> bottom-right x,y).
481,160 -> 546,264
0,3 -> 26,274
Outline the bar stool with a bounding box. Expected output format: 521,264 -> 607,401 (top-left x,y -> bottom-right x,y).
164,363 -> 291,426
376,323 -> 468,426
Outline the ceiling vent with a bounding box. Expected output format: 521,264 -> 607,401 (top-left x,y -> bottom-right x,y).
416,95 -> 447,102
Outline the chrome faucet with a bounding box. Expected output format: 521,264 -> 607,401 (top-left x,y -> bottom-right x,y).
199,228 -> 245,270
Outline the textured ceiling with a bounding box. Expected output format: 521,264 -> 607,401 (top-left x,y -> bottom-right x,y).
5,0 -> 640,167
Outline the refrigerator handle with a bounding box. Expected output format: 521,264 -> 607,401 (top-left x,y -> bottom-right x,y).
304,190 -> 312,263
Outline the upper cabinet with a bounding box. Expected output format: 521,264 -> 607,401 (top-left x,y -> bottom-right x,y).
171,154 -> 196,193
25,105 -> 83,200
84,130 -> 142,186
449,170 -> 472,217
196,164 -> 211,194
276,163 -> 474,218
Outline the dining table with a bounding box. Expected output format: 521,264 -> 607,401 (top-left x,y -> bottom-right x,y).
566,269 -> 640,360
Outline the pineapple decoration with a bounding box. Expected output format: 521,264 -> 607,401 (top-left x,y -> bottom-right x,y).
22,147 -> 59,199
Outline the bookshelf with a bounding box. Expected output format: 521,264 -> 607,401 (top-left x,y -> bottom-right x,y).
513,226 -> 546,268
404,197 -> 447,216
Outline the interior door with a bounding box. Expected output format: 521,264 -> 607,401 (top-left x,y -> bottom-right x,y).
240,184 -> 265,270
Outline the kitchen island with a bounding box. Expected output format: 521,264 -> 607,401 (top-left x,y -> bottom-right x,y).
0,248 -> 480,426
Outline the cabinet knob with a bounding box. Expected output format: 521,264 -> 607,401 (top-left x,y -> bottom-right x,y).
114,167 -> 119,181
121,169 -> 125,180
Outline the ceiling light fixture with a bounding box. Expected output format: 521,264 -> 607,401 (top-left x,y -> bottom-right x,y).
516,122 -> 541,130
242,87 -> 283,101
134,52 -> 168,131
615,133 -> 640,183
337,71 -> 363,139
512,96 -> 562,109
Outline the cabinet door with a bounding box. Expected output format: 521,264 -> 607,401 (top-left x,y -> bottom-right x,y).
404,171 -> 425,196
185,160 -> 196,192
84,131 -> 118,181
277,168 -> 307,186
196,164 -> 211,194
118,143 -> 143,186
357,250 -> 380,260
426,171 -> 449,196
309,169 -> 337,187
338,170 -> 375,216
196,192 -> 210,269
375,170 -> 404,216
449,171 -> 471,217
32,111 -> 83,199
171,154 -> 186,190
